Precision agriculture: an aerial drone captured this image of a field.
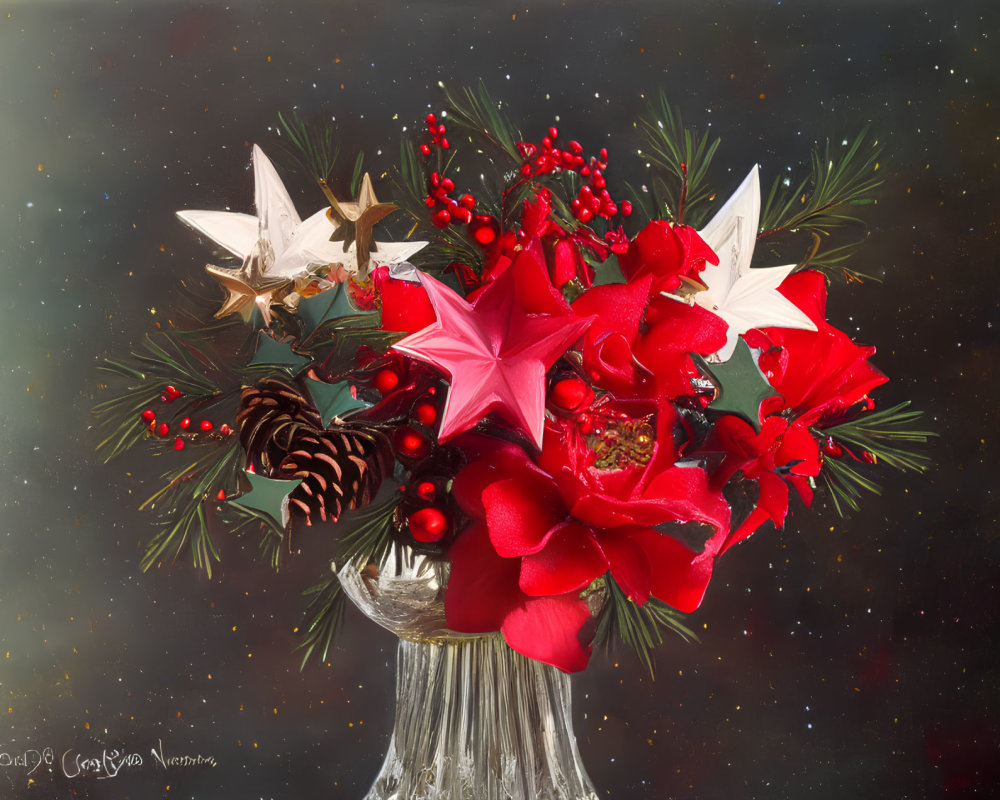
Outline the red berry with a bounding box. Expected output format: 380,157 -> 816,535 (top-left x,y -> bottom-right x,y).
216,489 -> 227,501
468,214 -> 499,246
373,368 -> 399,394
173,437 -> 185,451
436,124 -> 446,136
179,417 -> 191,430
548,126 -> 558,140
165,385 -> 181,399
413,400 -> 437,426
439,138 -> 450,149
458,193 -> 476,210
199,420 -> 213,432
432,209 -> 452,228
394,426 -> 430,458
568,140 -> 583,155
141,409 -> 156,423
549,377 -> 589,411
159,395 -> 169,403
429,171 -> 441,187
576,207 -> 594,223
452,207 -> 473,225
822,440 -> 844,458
408,507 -> 448,543
440,177 -> 455,193
156,422 -> 169,437
219,424 -> 232,436
415,481 -> 437,501
426,113 -> 437,126
621,200 -> 633,217
419,143 -> 431,156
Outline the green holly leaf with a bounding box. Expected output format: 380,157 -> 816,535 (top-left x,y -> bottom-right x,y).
249,332 -> 312,370
590,257 -> 626,287
231,470 -> 303,531
297,284 -> 369,333
692,338 -> 781,433
305,378 -> 371,427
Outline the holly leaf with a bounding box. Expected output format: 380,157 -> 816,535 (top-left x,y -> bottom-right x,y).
230,470 -> 303,531
692,338 -> 780,433
249,331 -> 312,370
297,284 -> 368,333
590,258 -> 626,287
305,378 -> 371,427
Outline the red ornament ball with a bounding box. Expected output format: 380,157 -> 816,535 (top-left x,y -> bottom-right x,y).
394,426 -> 430,458
414,481 -> 437,501
549,377 -> 589,411
408,507 -> 448,543
468,214 -> 499,246
413,400 -> 437,426
373,368 -> 400,394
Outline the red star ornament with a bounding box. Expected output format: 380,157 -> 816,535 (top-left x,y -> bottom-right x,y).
392,269 -> 592,449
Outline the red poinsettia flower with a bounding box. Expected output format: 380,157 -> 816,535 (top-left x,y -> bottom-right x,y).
444,419 -> 730,673
617,220 -> 718,296
743,270 -> 888,427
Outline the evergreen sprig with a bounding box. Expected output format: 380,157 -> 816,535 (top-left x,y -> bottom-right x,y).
295,572 -> 344,670
595,576 -> 698,678
758,130 -> 882,240
438,80 -> 522,164
637,93 -> 721,228
816,402 -> 934,516
139,437 -> 245,578
277,110 -> 340,182
295,490 -> 402,670
94,333 -> 225,462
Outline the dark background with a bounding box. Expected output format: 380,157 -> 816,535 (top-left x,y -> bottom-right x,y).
1,1 -> 997,798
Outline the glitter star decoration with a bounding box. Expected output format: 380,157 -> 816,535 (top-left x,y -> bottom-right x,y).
392,268 -> 592,450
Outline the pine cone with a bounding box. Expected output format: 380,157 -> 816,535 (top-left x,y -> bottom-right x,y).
237,377 -> 393,525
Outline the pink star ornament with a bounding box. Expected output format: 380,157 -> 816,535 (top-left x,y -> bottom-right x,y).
392,269 -> 592,450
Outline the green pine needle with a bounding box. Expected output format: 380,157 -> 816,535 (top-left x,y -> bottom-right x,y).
759,130 -> 882,240
816,402 -> 935,517
139,437 -> 245,578
295,572 -> 345,671
438,79 -> 522,164
295,490 -> 401,670
276,110 -> 340,182
594,577 -> 698,678
637,93 -> 721,228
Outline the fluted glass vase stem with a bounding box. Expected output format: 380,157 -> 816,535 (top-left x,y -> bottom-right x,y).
363,634 -> 598,800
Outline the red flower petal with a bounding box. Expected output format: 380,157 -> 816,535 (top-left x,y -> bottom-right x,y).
519,520 -> 608,596
483,476 -> 566,557
445,522 -> 526,633
597,528 -> 653,604
500,594 -> 593,673
629,527 -> 719,613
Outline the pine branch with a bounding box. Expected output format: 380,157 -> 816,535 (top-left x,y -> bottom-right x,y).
637,93 -> 721,228
439,80 -> 522,164
225,504 -> 286,572
276,110 -> 340,182
297,313 -> 405,371
94,333 -> 225,461
295,571 -> 345,670
758,130 -> 882,240
295,490 -> 401,670
139,437 -> 246,578
815,402 -> 935,517
594,576 -> 698,678
790,237 -> 882,284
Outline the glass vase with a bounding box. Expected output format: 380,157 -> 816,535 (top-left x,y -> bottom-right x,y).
337,545 -> 599,800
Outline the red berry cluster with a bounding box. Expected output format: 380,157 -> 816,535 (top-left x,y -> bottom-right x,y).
424,171 -> 477,229
140,386 -> 232,451
516,128 -> 632,225
418,113 -> 449,157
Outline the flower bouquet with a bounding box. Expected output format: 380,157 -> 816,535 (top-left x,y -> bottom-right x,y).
95,85 -> 931,799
